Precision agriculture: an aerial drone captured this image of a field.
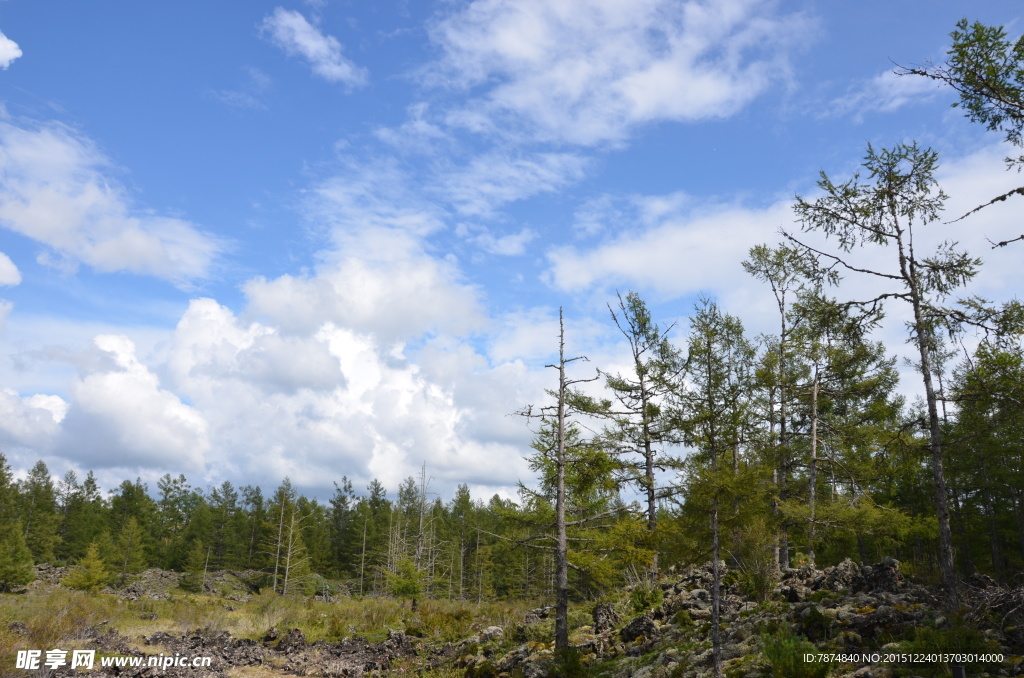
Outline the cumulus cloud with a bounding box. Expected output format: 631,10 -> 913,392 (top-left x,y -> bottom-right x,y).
160,298 -> 531,493
261,7 -> 367,87
60,335 -> 210,471
0,121 -> 224,284
244,227 -> 486,342
430,0 -> 813,145
0,388 -> 66,452
0,30 -> 21,69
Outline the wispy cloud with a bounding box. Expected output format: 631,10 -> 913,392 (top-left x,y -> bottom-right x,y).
826,68 -> 946,120
0,121 -> 225,285
260,7 -> 367,87
208,67 -> 272,110
0,30 -> 21,69
474,227 -> 536,256
440,151 -> 588,216
429,0 -> 814,145
545,194 -> 791,296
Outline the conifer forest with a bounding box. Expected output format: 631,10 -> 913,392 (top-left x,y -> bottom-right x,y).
2,17 -> 1024,678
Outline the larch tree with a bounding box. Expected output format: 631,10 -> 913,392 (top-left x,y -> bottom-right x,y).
19,460 -> 60,563
898,19 -> 1024,227
678,297 -> 754,678
786,141 -> 997,607
516,308 -> 605,654
0,521 -> 35,591
602,291 -> 682,580
742,244 -> 808,568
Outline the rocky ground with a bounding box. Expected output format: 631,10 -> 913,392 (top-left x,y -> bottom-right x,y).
458,558 -> 1024,678
31,564 -> 261,601
11,559 -> 1024,677
12,624 -> 416,677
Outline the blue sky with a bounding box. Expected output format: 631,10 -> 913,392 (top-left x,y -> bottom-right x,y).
0,0 -> 1022,502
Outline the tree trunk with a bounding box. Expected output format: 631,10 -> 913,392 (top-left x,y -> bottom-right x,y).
554,309 -> 570,653
904,247 -> 959,608
808,367 -> 819,567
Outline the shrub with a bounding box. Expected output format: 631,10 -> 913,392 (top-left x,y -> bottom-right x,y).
893,615 -> 1000,677
552,647 -> 588,678
62,542 -> 112,593
734,517 -> 779,603
629,582 -> 663,613
761,625 -> 833,678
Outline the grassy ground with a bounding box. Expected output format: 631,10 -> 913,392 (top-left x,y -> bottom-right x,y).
0,586 -> 550,675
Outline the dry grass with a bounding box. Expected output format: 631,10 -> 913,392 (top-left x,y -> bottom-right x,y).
1,585 -> 548,675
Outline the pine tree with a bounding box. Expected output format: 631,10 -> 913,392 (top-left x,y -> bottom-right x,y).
516,308 -> 617,653
56,471 -> 108,563
743,244 -> 809,569
898,19 -> 1024,224
208,481 -> 240,569
329,477 -> 358,576
155,473 -> 201,569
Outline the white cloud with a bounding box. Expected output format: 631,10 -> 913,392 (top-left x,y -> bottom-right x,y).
261,7 -> 367,87
209,67 -> 272,110
545,196 -> 790,296
430,0 -> 813,145
373,103 -> 450,153
0,121 -> 224,284
474,227 -> 536,256
0,30 -> 21,69
0,251 -> 20,285
827,68 -> 947,120
244,227 -> 486,342
60,334 -> 210,471
307,157 -> 447,238
161,298 -> 531,493
243,158 -> 487,342
0,388 -> 66,452
441,151 -> 588,216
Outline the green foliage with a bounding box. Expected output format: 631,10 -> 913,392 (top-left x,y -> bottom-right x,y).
628,580 -> 663,614
732,516 -> 779,603
62,541 -> 112,592
761,625 -> 833,678
552,647 -> 588,678
672,609 -> 694,627
19,460 -> 60,563
386,556 -> 424,601
893,615 -> 1001,677
0,521 -> 35,591
902,19 -> 1024,170
180,539 -> 208,593
113,517 -> 147,584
